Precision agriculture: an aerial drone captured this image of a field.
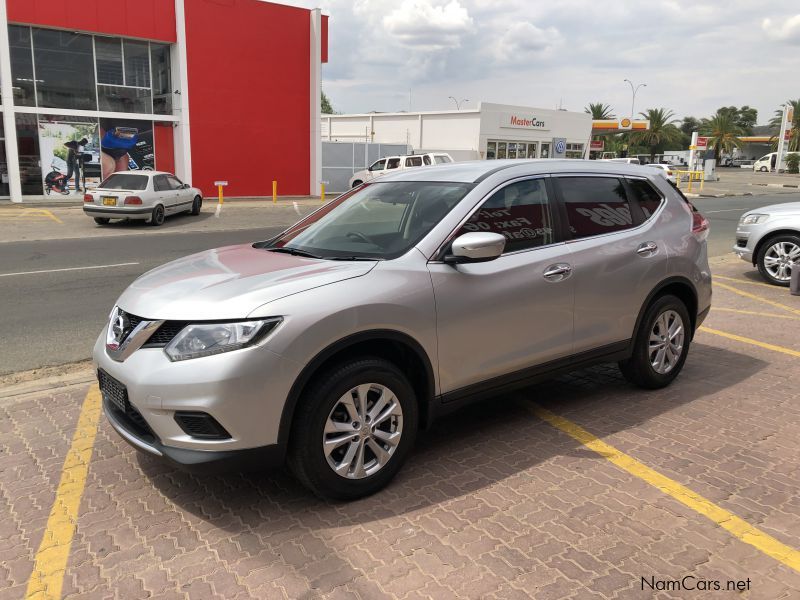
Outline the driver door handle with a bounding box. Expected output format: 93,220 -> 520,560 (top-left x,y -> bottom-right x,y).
543,263 -> 572,281
637,241 -> 658,256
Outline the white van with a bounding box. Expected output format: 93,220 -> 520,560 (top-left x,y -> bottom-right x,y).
602,157 -> 641,165
753,151 -> 799,172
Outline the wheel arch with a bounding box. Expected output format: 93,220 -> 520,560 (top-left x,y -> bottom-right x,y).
633,277 -> 699,343
751,229 -> 800,267
276,330 -> 436,451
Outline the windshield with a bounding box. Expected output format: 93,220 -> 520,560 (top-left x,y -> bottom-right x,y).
267,181 -> 473,259
99,173 -> 149,190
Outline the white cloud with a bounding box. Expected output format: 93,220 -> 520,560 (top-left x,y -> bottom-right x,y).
491,21 -> 561,63
762,15 -> 800,44
383,0 -> 474,50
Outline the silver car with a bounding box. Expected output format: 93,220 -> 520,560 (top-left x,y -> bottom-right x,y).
733,202 -> 800,286
94,160 -> 712,499
83,171 -> 203,226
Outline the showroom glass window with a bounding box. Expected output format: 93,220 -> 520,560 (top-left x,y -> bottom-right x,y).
33,29 -> 96,110
557,176 -> 635,239
150,43 -> 172,114
9,26 -> 35,107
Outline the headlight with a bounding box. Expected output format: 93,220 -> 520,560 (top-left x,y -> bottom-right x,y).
164,318 -> 282,361
740,214 -> 768,225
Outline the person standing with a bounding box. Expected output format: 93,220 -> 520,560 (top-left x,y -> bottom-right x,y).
64,140 -> 81,193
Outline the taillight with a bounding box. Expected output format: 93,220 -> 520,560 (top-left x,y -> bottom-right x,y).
692,210 -> 709,234
83,194 -> 93,202
124,196 -> 143,205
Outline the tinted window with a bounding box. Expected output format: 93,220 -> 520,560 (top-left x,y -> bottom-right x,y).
386,158 -> 400,169
627,178 -> 664,220
406,156 -> 423,167
123,40 -> 151,88
167,176 -> 184,190
153,175 -> 169,191
423,155 -> 432,165
98,85 -> 152,113
33,29 -> 96,110
9,26 -> 35,107
99,174 -> 149,190
269,181 -> 472,259
370,159 -> 385,171
558,177 -> 633,239
457,179 -> 554,253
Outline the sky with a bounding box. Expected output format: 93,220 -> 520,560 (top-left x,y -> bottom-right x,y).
282,0 -> 800,124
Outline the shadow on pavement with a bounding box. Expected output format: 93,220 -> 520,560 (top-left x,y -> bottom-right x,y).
139,342 -> 766,525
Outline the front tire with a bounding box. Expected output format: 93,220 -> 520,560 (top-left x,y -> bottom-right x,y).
288,357 -> 418,500
759,166 -> 768,172
150,204 -> 165,226
756,234 -> 800,286
619,295 -> 691,389
190,196 -> 202,216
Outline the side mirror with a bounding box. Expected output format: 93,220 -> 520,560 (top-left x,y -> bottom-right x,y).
445,232 -> 505,264
182,183 -> 190,189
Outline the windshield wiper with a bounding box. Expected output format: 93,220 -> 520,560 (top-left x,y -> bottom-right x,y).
265,247 -> 322,259
323,256 -> 382,261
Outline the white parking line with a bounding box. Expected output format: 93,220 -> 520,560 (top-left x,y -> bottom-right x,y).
0,262 -> 140,278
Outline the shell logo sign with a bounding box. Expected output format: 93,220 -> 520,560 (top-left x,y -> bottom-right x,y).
619,118 -> 632,130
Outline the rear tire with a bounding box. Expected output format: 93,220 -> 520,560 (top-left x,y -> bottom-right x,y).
619,295 -> 691,389
756,234 -> 800,286
287,357 -> 418,500
150,204 -> 165,226
93,217 -> 110,225
190,196 -> 202,216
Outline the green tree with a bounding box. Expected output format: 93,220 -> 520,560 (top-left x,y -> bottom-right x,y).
630,108 -> 682,162
680,117 -> 700,136
584,102 -> 615,120
700,113 -> 743,159
786,153 -> 800,174
769,99 -> 800,152
714,106 -> 757,135
321,90 -> 334,114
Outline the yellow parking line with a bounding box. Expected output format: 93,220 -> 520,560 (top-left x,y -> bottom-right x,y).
527,404 -> 800,574
713,307 -> 800,321
38,209 -> 63,225
0,209 -> 62,224
714,274 -> 780,290
714,282 -> 800,317
25,386 -> 102,600
699,326 -> 800,358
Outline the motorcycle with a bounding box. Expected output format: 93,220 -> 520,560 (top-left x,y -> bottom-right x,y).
44,159 -> 71,195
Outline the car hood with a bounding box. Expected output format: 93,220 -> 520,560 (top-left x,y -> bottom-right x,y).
746,202 -> 800,217
116,244 -> 378,320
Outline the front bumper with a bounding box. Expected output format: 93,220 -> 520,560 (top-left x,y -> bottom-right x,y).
732,225 -> 755,263
93,324 -> 301,467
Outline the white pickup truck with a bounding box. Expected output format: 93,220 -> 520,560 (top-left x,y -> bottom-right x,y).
348,152 -> 453,188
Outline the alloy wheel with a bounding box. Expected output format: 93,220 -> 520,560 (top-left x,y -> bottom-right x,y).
648,310 -> 685,375
763,241 -> 799,282
322,383 -> 403,479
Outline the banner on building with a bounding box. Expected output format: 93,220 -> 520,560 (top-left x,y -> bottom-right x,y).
99,118 -> 155,180
38,116 -> 100,196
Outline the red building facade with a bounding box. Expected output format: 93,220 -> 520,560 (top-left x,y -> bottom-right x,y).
0,0 -> 328,201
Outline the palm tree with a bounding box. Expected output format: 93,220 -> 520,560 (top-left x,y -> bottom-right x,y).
700,113 -> 743,159
584,102 -> 615,120
769,99 -> 800,152
630,108 -> 682,163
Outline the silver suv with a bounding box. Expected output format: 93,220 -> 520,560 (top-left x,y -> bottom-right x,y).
94,160 -> 712,499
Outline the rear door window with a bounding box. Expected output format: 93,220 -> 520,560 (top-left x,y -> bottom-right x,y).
153,175 -> 169,192
406,156 -> 423,167
626,178 -> 664,221
556,176 -> 634,239
386,158 -> 400,170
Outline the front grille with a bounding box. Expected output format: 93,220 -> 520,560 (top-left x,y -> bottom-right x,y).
125,312 -> 143,331
98,369 -> 157,445
174,412 -> 231,440
143,322 -> 188,347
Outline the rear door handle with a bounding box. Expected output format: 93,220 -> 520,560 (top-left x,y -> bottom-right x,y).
637,241 -> 658,256
543,263 -> 572,281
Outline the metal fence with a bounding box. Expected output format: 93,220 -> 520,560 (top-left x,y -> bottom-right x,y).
322,142 -> 409,193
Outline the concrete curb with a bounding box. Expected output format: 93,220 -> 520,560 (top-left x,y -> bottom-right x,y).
750,183 -> 800,189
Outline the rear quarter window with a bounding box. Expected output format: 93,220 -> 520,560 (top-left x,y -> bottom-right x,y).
626,178 -> 664,221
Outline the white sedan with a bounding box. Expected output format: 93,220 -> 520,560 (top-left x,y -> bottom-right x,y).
645,163 -> 678,184
83,171 -> 203,226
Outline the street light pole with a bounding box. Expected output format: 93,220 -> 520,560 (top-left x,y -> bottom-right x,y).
448,96 -> 469,110
623,79 -> 646,118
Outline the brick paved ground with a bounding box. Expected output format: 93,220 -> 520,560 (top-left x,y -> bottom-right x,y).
2,258 -> 799,599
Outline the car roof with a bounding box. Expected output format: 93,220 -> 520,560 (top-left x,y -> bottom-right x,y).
107,170 -> 173,177
374,159 -> 661,183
